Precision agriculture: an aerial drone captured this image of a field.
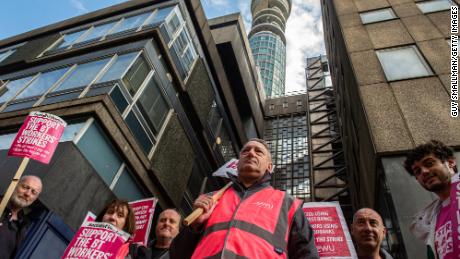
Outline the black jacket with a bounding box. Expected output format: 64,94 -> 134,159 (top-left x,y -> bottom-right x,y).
170,175 -> 319,258
0,206 -> 32,259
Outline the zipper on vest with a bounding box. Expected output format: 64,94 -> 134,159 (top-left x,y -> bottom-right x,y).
220,189 -> 248,258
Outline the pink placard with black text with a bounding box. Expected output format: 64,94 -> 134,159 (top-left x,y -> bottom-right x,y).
8,111 -> 66,164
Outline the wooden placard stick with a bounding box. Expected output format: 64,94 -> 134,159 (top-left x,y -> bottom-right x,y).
183,181 -> 233,226
0,157 -> 30,217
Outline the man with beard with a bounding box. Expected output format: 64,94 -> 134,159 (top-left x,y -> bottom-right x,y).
0,175 -> 42,259
170,138 -> 318,259
404,140 -> 457,259
351,208 -> 393,259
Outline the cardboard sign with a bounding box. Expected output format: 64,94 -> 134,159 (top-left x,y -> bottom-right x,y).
61,222 -> 130,259
8,111 -> 66,164
212,158 -> 239,178
129,198 -> 157,246
303,202 -> 357,259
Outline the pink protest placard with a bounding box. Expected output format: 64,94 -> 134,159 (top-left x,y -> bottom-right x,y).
129,198 -> 157,246
8,111 -> 66,164
62,222 -> 130,259
303,202 -> 357,259
449,173 -> 460,257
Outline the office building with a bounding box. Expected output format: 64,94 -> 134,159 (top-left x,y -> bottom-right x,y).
0,0 -> 263,256
321,0 -> 459,257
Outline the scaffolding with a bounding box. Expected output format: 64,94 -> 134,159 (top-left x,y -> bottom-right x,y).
305,55 -> 352,220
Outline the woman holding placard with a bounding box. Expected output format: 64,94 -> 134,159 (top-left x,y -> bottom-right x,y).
96,199 -> 137,259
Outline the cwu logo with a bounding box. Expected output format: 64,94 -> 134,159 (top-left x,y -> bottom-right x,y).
251,201 -> 274,209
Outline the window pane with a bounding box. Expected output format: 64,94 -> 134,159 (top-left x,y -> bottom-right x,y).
0,132 -> 16,149
113,168 -> 145,201
147,6 -> 174,26
137,77 -> 169,132
111,13 -> 151,34
122,56 -> 150,96
376,46 -> 433,81
60,122 -> 85,142
79,22 -> 116,43
77,122 -> 122,185
54,58 -> 110,92
125,110 -> 153,153
167,12 -> 181,36
0,76 -> 34,103
417,0 -> 453,13
360,8 -> 396,24
0,50 -> 14,63
57,30 -> 86,49
109,85 -> 129,113
97,52 -> 138,83
15,67 -> 69,100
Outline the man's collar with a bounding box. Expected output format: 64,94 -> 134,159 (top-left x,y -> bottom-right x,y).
229,171 -> 272,190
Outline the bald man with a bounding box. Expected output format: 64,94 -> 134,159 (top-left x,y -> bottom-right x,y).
351,208 -> 393,259
0,175 -> 42,259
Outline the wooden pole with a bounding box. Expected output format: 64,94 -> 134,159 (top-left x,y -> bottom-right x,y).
0,157 -> 30,217
183,181 -> 232,226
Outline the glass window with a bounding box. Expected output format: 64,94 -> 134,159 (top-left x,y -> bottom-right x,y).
147,6 -> 174,26
0,50 -> 14,63
57,30 -> 87,49
122,56 -> 150,96
376,45 -> 433,81
0,132 -> 16,149
78,22 -> 117,43
360,8 -> 397,24
97,52 -> 139,83
137,77 -> 169,132
111,12 -> 151,34
417,0 -> 454,13
15,67 -> 69,100
125,110 -> 153,153
77,122 -> 123,185
113,167 -> 145,201
60,122 -> 85,142
0,76 -> 34,103
109,85 -> 129,113
53,58 -> 110,92
167,13 -> 181,36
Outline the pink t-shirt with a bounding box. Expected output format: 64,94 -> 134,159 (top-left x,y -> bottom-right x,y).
435,199 -> 454,259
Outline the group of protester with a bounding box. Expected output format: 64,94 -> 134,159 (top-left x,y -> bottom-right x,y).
0,138 -> 457,259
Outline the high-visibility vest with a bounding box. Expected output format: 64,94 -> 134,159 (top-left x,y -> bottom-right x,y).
192,186 -> 302,259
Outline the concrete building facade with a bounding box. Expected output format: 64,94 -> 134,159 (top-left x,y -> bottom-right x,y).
249,0 -> 292,97
321,0 -> 459,257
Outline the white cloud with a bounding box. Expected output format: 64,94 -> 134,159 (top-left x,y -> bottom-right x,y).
70,0 -> 88,13
201,0 -> 325,93
285,0 -> 325,92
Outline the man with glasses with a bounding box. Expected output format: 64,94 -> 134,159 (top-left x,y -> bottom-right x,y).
0,175 -> 42,259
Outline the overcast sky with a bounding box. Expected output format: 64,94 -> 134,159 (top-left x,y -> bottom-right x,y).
0,0 -> 325,92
